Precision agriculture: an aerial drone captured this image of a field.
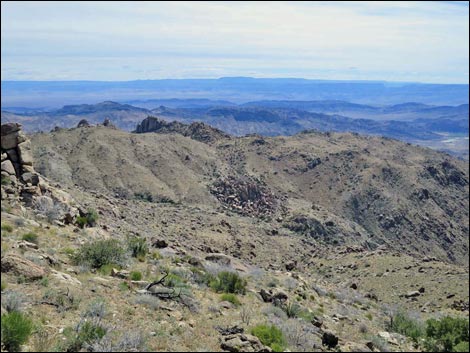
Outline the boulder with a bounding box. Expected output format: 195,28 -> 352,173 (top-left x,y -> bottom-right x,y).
285,260 -> 297,271
77,119 -> 90,128
404,291 -> 421,298
17,141 -> 33,165
1,131 -> 19,150
152,239 -> 168,248
1,122 -> 21,136
322,331 -> 339,348
1,253 -> 46,280
1,160 -> 16,175
220,333 -> 272,352
311,316 -> 323,328
21,172 -> 40,186
50,270 -> 82,286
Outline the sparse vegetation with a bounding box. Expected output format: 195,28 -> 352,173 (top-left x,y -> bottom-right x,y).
220,293 -> 241,307
1,223 -> 13,232
72,239 -> 126,269
1,311 -> 34,352
251,324 -> 286,352
209,271 -> 247,294
76,208 -> 98,228
127,236 -> 148,261
21,232 -> 38,244
130,271 -> 143,281
389,311 -> 424,343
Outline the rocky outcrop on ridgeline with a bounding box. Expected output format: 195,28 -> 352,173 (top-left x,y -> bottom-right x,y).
134,116 -> 230,143
1,122 -> 82,224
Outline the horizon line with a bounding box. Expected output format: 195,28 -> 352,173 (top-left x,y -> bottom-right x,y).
1,76 -> 469,86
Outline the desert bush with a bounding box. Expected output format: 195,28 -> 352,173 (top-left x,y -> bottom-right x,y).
282,301 -> 302,319
33,196 -> 65,223
369,335 -> 390,352
1,291 -> 27,313
240,306 -> 253,325
251,324 -> 286,352
76,208 -> 98,228
423,316 -> 469,352
1,223 -> 13,232
84,300 -> 107,321
220,293 -> 241,307
88,330 -> 146,352
127,237 -> 148,260
42,289 -> 80,313
190,267 -> 215,286
65,322 -> 107,352
1,311 -> 33,351
389,311 -> 424,343
21,232 -> 38,244
164,273 -> 188,288
209,271 -> 247,294
72,239 -> 126,269
134,295 -> 160,310
130,271 -> 143,281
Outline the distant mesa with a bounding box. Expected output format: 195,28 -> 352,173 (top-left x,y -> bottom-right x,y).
134,116 -> 230,143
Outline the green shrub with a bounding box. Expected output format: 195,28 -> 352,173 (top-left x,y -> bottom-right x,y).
1,281 -> 6,291
130,271 -> 143,281
220,293 -> 241,307
76,209 -> 98,228
98,263 -> 119,276
165,273 -> 187,288
190,267 -> 215,286
389,311 -> 425,343
72,239 -> 126,269
76,216 -> 88,229
424,316 -> 469,352
1,224 -> 13,232
119,282 -> 130,292
1,311 -> 33,351
64,322 -> 106,352
209,271 -> 247,294
282,302 -> 302,318
251,324 -> 286,352
453,341 -> 469,352
1,175 -> 11,186
21,232 -> 38,244
127,237 -> 148,260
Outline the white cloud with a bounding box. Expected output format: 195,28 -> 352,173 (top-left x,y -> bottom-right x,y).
1,1 -> 468,82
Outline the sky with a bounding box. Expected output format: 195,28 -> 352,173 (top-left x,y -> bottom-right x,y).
1,1 -> 469,83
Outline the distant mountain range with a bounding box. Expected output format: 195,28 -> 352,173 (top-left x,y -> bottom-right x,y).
2,99 -> 468,158
2,77 -> 468,108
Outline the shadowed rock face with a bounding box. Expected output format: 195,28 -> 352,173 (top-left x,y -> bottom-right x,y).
134,116 -> 230,143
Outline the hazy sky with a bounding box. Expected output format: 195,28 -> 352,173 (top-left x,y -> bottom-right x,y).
1,1 -> 469,83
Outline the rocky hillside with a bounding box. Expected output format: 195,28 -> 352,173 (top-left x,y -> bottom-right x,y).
1,121 -> 468,352
29,122 -> 469,265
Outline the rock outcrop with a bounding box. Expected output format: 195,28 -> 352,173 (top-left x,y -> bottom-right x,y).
134,116 -> 230,143
1,253 -> 47,280
1,122 -> 82,223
